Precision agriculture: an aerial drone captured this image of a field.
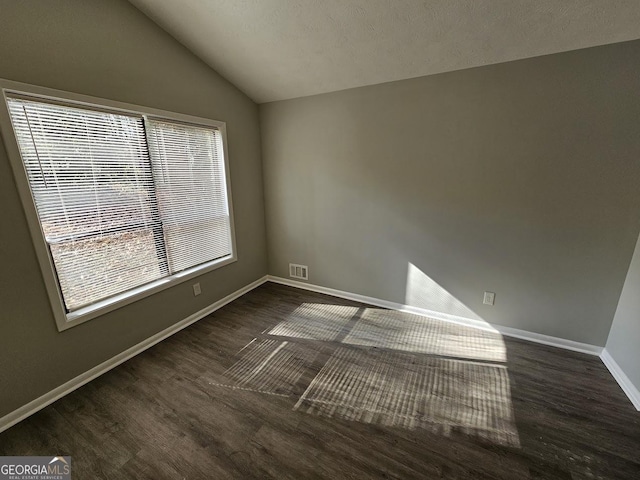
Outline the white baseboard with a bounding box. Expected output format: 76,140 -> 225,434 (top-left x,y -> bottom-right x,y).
600,349 -> 640,411
491,325 -> 602,356
266,276 -> 603,356
0,275 -> 268,434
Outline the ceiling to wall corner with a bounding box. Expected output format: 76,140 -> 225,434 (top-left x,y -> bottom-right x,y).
128,0 -> 640,103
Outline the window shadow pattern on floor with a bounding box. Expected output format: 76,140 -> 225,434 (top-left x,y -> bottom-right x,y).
211,302 -> 519,447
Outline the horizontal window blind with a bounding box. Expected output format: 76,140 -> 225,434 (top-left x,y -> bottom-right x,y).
146,119 -> 232,273
6,95 -> 234,315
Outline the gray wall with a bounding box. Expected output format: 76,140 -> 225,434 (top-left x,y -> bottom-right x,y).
0,0 -> 267,418
606,232 -> 640,392
260,40 -> 640,346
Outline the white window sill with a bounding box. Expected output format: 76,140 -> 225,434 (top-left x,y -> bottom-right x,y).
60,254 -> 236,331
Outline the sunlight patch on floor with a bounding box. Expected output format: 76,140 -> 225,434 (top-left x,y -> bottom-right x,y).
343,308 -> 506,362
211,288 -> 518,446
266,303 -> 359,341
214,339 -> 318,396
295,347 -> 519,447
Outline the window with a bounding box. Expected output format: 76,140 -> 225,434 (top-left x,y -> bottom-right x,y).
0,81 -> 236,330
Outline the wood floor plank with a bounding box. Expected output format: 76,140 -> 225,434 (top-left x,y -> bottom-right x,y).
1,282 -> 639,479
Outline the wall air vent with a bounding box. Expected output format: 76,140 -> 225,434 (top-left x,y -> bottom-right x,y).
289,263 -> 309,280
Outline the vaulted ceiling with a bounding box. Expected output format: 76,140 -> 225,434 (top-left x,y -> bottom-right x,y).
128,0 -> 640,103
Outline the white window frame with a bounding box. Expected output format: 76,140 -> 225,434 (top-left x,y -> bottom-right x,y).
0,79 -> 237,331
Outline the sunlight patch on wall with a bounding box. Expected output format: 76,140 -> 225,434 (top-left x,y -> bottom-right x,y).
406,263 -> 483,321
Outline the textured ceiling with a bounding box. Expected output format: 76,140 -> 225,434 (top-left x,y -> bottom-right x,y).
128,0 -> 640,103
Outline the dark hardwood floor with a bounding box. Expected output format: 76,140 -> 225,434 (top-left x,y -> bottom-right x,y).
1,282 -> 639,479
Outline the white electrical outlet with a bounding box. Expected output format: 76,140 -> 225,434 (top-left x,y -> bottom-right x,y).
193,283 -> 201,296
289,263 -> 309,280
483,291 -> 495,305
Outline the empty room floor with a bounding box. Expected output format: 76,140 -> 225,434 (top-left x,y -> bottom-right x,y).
0,283 -> 638,479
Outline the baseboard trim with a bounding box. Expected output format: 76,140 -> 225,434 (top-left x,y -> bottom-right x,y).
600,349 -> 640,411
266,276 -> 603,356
0,275 -> 269,434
